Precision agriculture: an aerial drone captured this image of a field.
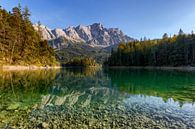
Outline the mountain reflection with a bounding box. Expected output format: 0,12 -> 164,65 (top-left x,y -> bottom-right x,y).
40,68 -> 122,108
1,68 -> 195,110
1,68 -> 195,128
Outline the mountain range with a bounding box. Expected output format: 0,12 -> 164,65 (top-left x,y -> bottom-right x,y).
33,23 -> 134,48
33,23 -> 135,64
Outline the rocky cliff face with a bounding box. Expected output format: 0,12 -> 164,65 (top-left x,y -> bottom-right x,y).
33,24 -> 55,40
34,23 -> 134,48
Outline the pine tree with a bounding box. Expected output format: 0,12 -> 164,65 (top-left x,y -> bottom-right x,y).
105,30 -> 195,67
162,33 -> 168,39
0,5 -> 58,65
179,29 -> 184,35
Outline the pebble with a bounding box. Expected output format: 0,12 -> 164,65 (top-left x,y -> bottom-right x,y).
1,102 -> 194,129
42,122 -> 49,128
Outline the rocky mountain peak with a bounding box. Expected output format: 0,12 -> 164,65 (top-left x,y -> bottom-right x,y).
52,28 -> 67,38
34,23 -> 134,48
33,24 -> 55,40
91,23 -> 104,29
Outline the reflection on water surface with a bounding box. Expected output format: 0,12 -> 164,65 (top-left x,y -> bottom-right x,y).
0,68 -> 195,128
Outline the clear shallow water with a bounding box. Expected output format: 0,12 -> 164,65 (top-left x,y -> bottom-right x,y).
0,68 -> 195,128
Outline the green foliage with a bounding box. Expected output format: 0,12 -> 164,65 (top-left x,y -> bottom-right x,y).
0,5 -> 59,66
65,57 -> 99,67
105,31 -> 195,67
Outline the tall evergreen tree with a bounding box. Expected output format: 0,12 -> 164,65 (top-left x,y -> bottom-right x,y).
163,33 -> 168,39
0,5 -> 59,66
179,29 -> 184,35
105,29 -> 195,67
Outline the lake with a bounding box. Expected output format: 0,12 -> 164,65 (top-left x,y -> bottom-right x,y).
0,68 -> 195,128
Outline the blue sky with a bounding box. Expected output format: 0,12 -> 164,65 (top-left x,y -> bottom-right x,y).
1,0 -> 195,39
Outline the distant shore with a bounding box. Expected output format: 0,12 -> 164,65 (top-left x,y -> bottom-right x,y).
0,65 -> 61,71
107,66 -> 195,71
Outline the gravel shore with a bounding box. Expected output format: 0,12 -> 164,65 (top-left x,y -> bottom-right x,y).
1,65 -> 61,71
2,101 -> 195,129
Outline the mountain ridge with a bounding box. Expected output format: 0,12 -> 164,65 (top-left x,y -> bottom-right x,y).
33,23 -> 134,48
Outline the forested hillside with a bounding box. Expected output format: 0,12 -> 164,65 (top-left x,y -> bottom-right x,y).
54,42 -> 109,64
105,30 -> 195,66
0,5 -> 59,66
65,57 -> 99,67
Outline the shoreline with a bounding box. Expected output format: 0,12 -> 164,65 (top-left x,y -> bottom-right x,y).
0,65 -> 101,71
107,66 -> 195,71
1,65 -> 195,71
0,65 -> 61,71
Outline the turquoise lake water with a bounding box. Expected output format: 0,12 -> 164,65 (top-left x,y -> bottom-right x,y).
0,68 -> 195,128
